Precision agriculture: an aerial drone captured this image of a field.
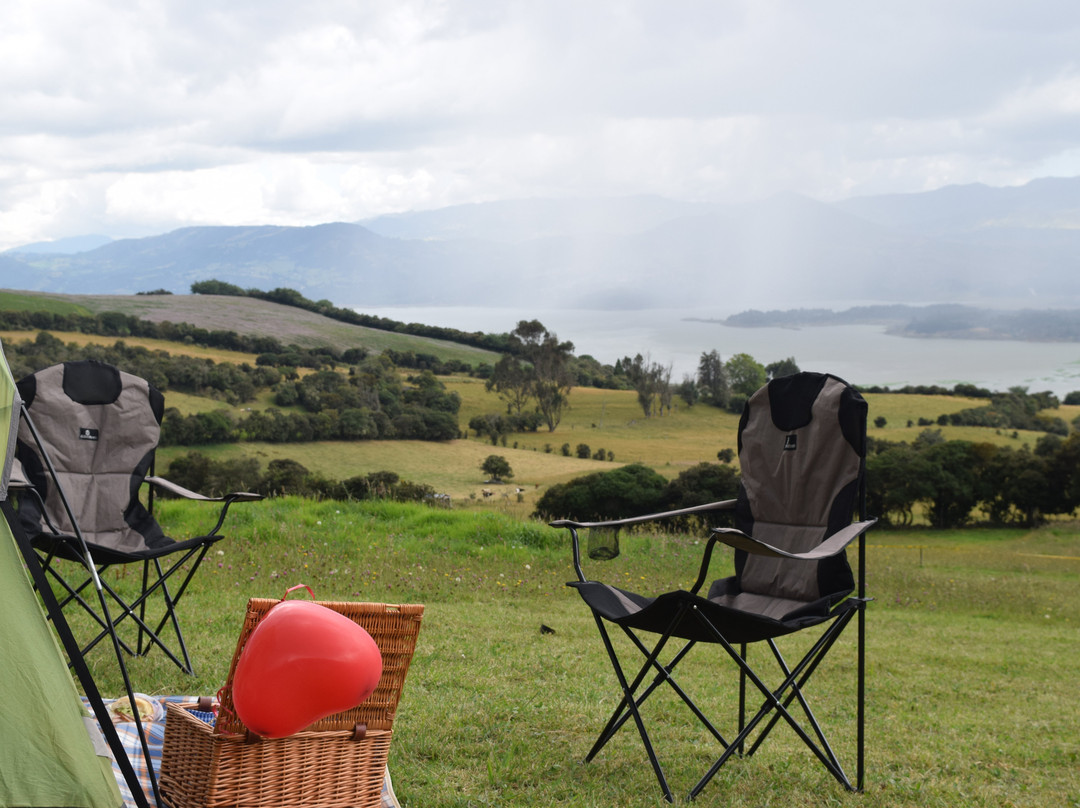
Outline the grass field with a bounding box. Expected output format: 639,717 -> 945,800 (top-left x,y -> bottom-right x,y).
0,290 -> 502,366
69,499 -> 1079,808
4,319 -> 1077,521
157,376 -> 1076,517
8,292 -> 1079,805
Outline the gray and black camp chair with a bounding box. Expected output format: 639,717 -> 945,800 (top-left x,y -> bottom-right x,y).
550,372 -> 875,801
14,359 -> 261,674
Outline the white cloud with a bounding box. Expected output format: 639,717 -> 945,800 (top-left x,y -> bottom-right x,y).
2,0 -> 1080,249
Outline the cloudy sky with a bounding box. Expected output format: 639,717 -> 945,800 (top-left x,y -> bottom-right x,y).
2,0 -> 1079,250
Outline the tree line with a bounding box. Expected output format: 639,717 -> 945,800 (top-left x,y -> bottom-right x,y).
165,452 -> 439,503
612,350 -> 801,418
2,332 -> 462,445
531,426 -> 1080,530
190,280 -> 519,354
0,307 -> 478,377
868,428 -> 1080,528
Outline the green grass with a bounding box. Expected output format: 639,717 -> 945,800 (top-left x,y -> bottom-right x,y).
0,329 -> 263,366
0,290 -> 93,315
67,499 -> 1080,807
157,377 -> 1075,521
8,318 -> 1075,511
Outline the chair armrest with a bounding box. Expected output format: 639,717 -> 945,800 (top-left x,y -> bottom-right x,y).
687,519 -> 876,595
145,476 -> 263,503
709,518 -> 878,560
145,476 -> 263,539
549,499 -> 736,531
550,499 -> 736,582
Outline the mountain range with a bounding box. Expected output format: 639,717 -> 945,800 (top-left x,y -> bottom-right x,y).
4,177 -> 1080,311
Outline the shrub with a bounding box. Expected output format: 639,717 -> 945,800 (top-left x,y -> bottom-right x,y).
532,463 -> 668,522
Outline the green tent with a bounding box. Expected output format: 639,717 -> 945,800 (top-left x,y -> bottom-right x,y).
0,341 -> 124,808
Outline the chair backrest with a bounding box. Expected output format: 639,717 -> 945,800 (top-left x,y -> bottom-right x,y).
734,372 -> 867,604
16,360 -> 169,554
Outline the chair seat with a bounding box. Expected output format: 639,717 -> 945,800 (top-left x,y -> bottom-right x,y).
569,579 -> 854,645
32,530 -> 226,565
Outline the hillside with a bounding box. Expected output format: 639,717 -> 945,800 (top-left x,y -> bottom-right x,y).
4,288 -> 1078,524
0,289 -> 501,366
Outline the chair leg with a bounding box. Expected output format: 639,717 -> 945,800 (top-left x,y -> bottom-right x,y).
145,556 -> 194,674
82,570 -> 194,673
687,605 -> 862,800
745,637 -> 849,781
589,612 -> 675,803
585,603 -> 738,804
598,627 -> 730,754
137,559 -> 150,657
36,550 -> 200,675
857,597 -> 866,792
738,642 -> 747,757
37,560 -> 141,659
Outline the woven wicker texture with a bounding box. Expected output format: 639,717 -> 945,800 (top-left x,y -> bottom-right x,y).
159,599 -> 423,808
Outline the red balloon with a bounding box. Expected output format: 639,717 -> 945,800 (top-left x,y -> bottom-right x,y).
232,600 -> 383,738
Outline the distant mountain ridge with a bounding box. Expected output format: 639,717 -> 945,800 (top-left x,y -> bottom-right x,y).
4,177 -> 1080,310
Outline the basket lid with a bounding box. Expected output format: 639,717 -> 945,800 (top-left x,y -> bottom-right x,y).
215,590 -> 423,737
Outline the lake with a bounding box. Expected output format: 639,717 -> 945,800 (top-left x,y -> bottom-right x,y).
358,305 -> 1080,397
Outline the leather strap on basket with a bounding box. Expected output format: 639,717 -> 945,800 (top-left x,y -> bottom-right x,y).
352,723 -> 368,741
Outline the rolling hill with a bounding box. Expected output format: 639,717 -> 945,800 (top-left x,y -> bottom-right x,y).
0,290 -> 502,366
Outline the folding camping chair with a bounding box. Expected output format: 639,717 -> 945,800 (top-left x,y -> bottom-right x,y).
550,372 -> 875,802
13,359 -> 262,675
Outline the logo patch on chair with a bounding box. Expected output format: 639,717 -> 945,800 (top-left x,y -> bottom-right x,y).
78,427 -> 99,441
784,434 -> 797,451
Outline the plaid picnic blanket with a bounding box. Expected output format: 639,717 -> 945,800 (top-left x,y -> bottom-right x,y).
86,695 -> 400,808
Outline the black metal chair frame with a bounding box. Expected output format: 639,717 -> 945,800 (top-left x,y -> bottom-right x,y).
552,496 -> 872,802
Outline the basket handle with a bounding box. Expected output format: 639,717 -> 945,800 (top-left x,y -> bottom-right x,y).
282,583 -> 316,601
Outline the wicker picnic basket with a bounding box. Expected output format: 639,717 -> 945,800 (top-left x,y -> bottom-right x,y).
159,596 -> 424,808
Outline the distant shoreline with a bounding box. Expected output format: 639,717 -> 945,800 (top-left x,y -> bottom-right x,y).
692,304 -> 1080,343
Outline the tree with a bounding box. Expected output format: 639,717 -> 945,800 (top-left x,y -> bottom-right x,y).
765,357 -> 800,380
481,454 -> 513,482
485,354 -> 532,414
725,353 -> 767,397
676,375 -> 699,407
621,354 -> 671,417
982,445 -> 1052,527
697,349 -> 730,408
510,320 -> 575,432
922,441 -> 992,528
866,443 -> 936,526
660,462 -> 741,529
259,458 -> 312,496
470,413 -> 507,445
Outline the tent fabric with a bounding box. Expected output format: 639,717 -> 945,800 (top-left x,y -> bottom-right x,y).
0,341 -> 123,808
0,518 -> 123,808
